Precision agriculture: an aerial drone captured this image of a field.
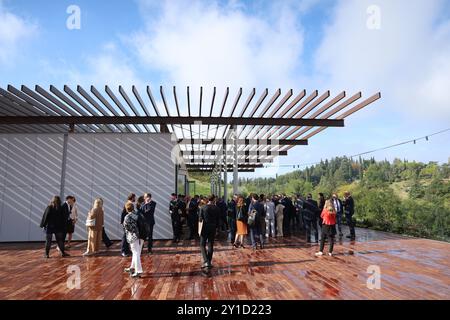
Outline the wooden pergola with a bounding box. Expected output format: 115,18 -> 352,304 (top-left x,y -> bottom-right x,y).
0,84 -> 381,196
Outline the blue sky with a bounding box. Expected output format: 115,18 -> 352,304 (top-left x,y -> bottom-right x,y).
0,0 -> 449,177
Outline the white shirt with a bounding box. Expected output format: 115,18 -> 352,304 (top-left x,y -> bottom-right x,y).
70,202 -> 78,222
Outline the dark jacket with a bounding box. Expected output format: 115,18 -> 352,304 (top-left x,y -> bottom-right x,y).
227,199 -> 237,219
319,198 -> 325,212
333,198 -> 343,215
343,196 -> 354,216
40,205 -> 66,233
187,199 -> 199,221
303,199 -> 319,221
142,200 -> 157,225
281,197 -> 294,217
61,202 -> 71,231
199,204 -> 220,235
217,199 -> 227,220
120,206 -> 128,225
170,199 -> 181,222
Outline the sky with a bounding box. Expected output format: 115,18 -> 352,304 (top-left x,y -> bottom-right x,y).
0,0 -> 449,177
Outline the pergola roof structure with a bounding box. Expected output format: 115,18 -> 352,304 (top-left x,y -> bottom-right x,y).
0,85 -> 381,172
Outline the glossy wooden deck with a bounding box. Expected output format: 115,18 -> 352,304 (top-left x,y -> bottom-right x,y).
0,226 -> 449,300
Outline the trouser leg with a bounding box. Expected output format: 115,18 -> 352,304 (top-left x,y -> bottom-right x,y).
102,227 -> 112,247
207,233 -> 214,263
200,236 -> 208,264
337,214 -> 342,235
45,233 -> 53,255
346,214 -> 355,237
312,218 -> 319,242
319,226 -> 326,252
130,240 -> 143,273
250,228 -> 256,248
55,232 -> 65,254
305,220 -> 311,241
147,223 -> 154,251
188,218 -> 195,239
121,232 -> 130,254
329,232 -> 335,253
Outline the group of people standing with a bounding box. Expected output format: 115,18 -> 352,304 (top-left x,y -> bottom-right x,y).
40,192 -> 156,278
166,191 -> 356,268
40,195 -> 114,258
40,190 -> 355,275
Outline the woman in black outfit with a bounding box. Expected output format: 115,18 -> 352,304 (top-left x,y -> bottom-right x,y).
40,196 -> 69,258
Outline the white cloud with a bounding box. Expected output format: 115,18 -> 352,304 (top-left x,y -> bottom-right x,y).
0,1 -> 38,65
314,0 -> 450,121
65,42 -> 143,89
129,0 -> 306,90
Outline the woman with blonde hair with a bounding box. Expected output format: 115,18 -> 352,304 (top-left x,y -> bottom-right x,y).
40,196 -> 69,258
315,199 -> 337,257
83,197 -> 104,256
233,196 -> 248,248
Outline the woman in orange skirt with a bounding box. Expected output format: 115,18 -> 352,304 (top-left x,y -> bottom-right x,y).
234,196 -> 248,248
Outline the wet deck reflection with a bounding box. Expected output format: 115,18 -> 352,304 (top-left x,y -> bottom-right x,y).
0,226 -> 449,300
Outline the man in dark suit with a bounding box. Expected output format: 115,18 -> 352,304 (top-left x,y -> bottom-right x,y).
332,193 -> 344,237
227,195 -> 238,244
169,193 -> 182,242
249,193 -> 265,250
187,195 -> 199,240
199,195 -> 220,270
141,193 -> 157,254
61,195 -> 75,247
343,191 -> 355,240
281,195 -> 293,237
302,194 -> 319,243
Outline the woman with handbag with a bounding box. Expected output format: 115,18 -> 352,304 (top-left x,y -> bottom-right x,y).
233,196 -> 248,248
83,198 -> 104,256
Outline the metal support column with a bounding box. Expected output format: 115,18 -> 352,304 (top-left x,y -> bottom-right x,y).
59,133 -> 69,199
232,126 -> 239,194
223,140 -> 228,201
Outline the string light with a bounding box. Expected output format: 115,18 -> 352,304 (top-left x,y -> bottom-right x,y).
263,127 -> 450,169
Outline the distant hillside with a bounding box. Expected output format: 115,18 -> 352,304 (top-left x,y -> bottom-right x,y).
189,157 -> 450,242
